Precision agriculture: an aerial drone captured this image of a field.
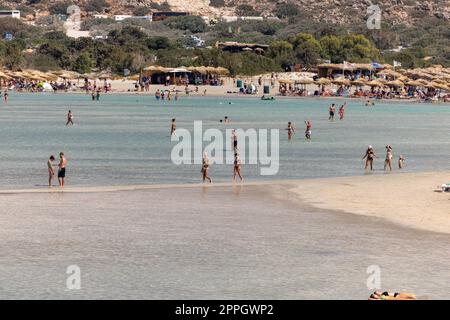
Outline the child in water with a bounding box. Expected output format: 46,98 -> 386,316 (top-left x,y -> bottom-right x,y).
398,155 -> 405,169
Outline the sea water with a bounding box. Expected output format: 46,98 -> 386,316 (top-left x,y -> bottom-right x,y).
0,93 -> 449,189
0,186 -> 449,299
0,93 -> 449,299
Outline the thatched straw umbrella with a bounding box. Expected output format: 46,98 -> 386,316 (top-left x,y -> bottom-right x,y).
386,80 -> 404,88
332,77 -> 351,86
429,82 -> 449,91
278,79 -> 294,84
404,80 -> 424,87
142,65 -> 172,74
0,71 -> 12,80
366,80 -> 384,87
295,77 -> 314,85
215,67 -> 230,76
377,69 -> 403,78
351,79 -> 367,87
315,78 -> 331,86
128,74 -> 141,81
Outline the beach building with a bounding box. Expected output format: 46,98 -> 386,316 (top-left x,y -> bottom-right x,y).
317,63 -> 389,79
142,66 -> 229,86
152,11 -> 189,21
114,15 -> 133,21
0,10 -> 20,19
216,41 -> 269,55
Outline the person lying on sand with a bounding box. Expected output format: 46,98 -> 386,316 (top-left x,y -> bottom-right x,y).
369,291 -> 416,300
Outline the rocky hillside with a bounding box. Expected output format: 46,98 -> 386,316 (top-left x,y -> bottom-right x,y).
1,0 -> 449,25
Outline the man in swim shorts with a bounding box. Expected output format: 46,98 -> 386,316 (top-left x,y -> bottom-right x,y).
58,152 -> 67,188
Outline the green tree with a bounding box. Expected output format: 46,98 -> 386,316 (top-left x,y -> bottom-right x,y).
164,16 -> 207,33
236,4 -> 261,17
73,53 -> 93,73
275,3 -> 299,19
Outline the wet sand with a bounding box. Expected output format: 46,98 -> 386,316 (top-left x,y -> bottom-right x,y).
0,184 -> 449,299
285,171 -> 450,234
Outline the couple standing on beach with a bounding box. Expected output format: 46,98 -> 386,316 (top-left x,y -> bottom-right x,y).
201,130 -> 243,183
47,152 -> 67,187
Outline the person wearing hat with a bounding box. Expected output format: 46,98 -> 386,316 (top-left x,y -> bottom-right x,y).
362,145 -> 377,171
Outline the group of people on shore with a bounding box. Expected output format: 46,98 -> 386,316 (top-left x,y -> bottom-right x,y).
363,145 -> 405,171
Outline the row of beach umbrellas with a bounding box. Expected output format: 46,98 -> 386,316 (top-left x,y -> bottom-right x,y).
279,76 -> 450,91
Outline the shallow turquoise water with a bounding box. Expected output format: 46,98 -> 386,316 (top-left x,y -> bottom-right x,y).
0,92 -> 449,188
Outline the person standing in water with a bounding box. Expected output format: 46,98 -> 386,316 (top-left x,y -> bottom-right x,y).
201,152 -> 212,183
329,103 -> 336,121
398,155 -> 405,169
362,145 -> 377,171
305,120 -> 312,140
96,89 -> 101,101
233,153 -> 243,182
58,152 -> 67,188
66,110 -> 74,126
286,122 -> 295,141
175,91 -> 179,101
170,118 -> 176,137
384,145 -> 393,171
231,129 -> 238,151
155,89 -> 161,101
47,155 -> 55,187
4,90 -> 8,103
339,103 -> 346,120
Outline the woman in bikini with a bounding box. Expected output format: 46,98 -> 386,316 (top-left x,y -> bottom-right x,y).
384,145 -> 393,171
286,122 -> 295,141
201,152 -> 212,183
362,145 -> 377,171
233,153 -> 243,182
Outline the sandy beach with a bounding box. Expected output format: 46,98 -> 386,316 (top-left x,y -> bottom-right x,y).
3,171 -> 449,234
282,171 -> 450,234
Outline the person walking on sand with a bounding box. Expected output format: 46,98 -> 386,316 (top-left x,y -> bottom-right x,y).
305,120 -> 312,140
286,122 -> 295,141
233,153 -> 243,182
201,152 -> 212,183
384,145 -> 393,171
66,110 -> 74,126
339,103 -> 346,120
170,118 -> 177,137
329,103 -> 336,121
47,155 -> 55,187
398,155 -> 405,169
57,152 -> 67,187
362,145 -> 377,171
